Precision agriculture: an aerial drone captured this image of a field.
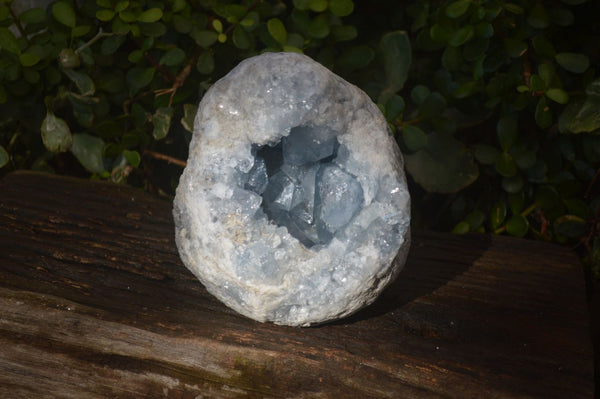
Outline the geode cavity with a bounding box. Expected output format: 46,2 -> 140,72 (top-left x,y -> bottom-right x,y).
173,52 -> 410,326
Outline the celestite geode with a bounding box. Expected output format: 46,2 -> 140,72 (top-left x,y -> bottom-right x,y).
173,52 -> 410,326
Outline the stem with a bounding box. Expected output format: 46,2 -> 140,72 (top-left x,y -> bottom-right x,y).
143,150 -> 187,168
521,50 -> 531,88
75,28 -> 115,54
9,6 -> 28,43
395,118 -> 421,129
584,168 -> 600,200
122,89 -> 154,115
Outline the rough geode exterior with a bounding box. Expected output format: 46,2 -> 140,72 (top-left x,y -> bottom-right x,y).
173,52 -> 410,326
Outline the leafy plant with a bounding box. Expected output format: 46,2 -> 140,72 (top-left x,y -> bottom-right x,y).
0,0 -> 599,275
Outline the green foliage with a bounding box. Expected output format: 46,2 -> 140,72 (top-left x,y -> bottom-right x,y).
0,0 -> 599,273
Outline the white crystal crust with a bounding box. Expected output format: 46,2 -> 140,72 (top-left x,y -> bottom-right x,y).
173,52 -> 410,326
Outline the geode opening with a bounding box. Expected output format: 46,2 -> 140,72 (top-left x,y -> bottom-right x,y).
245,125 -> 363,249
173,52 -> 411,326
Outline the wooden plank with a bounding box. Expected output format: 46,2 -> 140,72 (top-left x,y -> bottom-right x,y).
0,170 -> 593,398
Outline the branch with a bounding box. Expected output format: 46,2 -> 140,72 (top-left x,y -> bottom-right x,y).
143,150 -> 187,168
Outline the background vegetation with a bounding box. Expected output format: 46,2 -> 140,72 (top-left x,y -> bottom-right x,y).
0,0 -> 599,274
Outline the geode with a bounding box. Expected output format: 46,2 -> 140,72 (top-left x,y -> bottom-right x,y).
173,52 -> 410,326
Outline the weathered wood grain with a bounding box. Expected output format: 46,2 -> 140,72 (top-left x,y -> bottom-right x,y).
0,171 -> 593,398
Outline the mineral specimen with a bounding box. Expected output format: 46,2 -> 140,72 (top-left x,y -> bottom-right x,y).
173,52 -> 410,326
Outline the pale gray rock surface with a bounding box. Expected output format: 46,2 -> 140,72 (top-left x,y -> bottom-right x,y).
173,52 -> 410,326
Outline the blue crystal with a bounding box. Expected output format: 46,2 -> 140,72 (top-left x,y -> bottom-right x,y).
262,170 -> 297,212
315,164 -> 364,237
244,157 -> 269,194
283,125 -> 337,165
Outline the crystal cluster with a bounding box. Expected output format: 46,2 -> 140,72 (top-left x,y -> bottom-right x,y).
173,52 -> 410,326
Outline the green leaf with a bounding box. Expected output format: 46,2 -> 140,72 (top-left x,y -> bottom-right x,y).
465,210 -> 485,230
532,35 -> 556,57
70,133 -> 105,174
527,3 -> 549,29
448,25 -> 474,46
512,147 -> 536,169
126,67 -> 155,95
52,2 -> 76,28
128,49 -> 143,63
329,0 -> 354,17
535,97 -> 553,129
152,107 -> 173,139
558,97 -> 600,134
68,93 -> 95,128
293,0 -> 311,10
173,15 -> 192,34
452,221 -> 470,234
96,9 -> 115,21
563,198 -> 590,219
442,46 -> 462,71
504,38 -> 527,58
331,25 -> 357,42
0,27 -> 20,54
115,0 -> 129,12
489,201 -> 507,230
123,150 -> 141,167
405,131 -> 478,193
546,88 -> 569,104
0,145 -> 8,168
307,14 -> 329,38
554,215 -> 586,239
385,95 -> 404,122
62,68 -> 95,96
232,25 -> 252,49
72,25 -> 91,38
530,75 -> 546,92
138,8 -> 163,23
503,3 -> 524,14
555,52 -> 590,74
495,153 -> 518,177
380,31 -> 411,98
550,7 -> 574,26
538,63 -> 556,86
535,185 -> 560,209
474,144 -> 500,165
267,18 -> 287,45
506,214 -> 529,237
430,23 -> 451,42
418,92 -> 446,119
101,34 -> 126,54
337,45 -> 374,71
41,112 -> 73,153
508,192 -> 525,214
401,125 -> 428,152
19,8 -> 46,24
308,0 -> 328,12
159,48 -> 185,66
191,30 -> 218,48
446,0 -> 471,18
411,85 -> 430,105
140,22 -> 166,37
502,174 -> 524,193
452,81 -> 478,99
196,51 -> 214,74
181,103 -> 198,133
497,115 -> 518,151
19,52 -> 40,67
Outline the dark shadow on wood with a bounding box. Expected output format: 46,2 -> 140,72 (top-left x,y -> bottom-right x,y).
325,231 -> 491,326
